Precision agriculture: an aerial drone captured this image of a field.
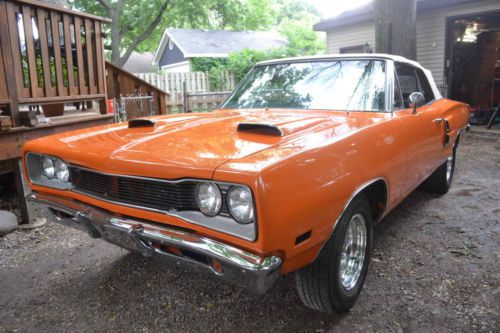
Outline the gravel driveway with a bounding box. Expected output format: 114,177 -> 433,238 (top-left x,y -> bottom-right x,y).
1,135 -> 499,333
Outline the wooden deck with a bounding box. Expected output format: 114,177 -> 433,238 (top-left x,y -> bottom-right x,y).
0,0 -> 112,128
0,1 -> 170,156
0,113 -> 113,161
0,1 -> 171,225
0,0 -> 114,160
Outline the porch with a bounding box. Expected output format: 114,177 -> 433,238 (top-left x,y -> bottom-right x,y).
0,0 -> 114,161
0,0 -> 168,224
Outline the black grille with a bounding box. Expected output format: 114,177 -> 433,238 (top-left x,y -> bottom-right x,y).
69,167 -> 198,212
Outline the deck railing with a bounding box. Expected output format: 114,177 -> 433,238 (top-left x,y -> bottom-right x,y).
105,61 -> 168,116
0,0 -> 110,127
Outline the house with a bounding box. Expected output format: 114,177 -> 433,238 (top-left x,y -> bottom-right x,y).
313,0 -> 500,109
152,28 -> 288,72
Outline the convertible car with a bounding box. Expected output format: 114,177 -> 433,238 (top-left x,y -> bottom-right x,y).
24,54 -> 469,313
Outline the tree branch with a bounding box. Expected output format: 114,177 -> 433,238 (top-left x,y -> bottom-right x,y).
96,0 -> 111,10
116,0 -> 172,67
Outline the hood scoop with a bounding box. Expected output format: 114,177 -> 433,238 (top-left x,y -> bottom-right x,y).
237,122 -> 284,137
128,118 -> 156,128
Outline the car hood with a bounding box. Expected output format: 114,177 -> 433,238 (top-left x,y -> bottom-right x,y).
25,109 -> 377,179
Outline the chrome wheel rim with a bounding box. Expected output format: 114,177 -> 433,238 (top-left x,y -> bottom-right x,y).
339,213 -> 367,291
446,154 -> 453,182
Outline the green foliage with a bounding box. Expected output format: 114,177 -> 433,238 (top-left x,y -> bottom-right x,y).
192,22 -> 325,84
138,0 -> 274,52
69,0 -> 278,64
70,0 -> 325,78
273,0 -> 320,26
191,58 -> 229,73
188,0 -> 325,86
230,0 -> 276,31
226,48 -> 287,82
191,57 -> 229,90
280,23 -> 325,57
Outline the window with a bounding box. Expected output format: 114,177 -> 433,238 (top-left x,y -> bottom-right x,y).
416,69 -> 435,103
340,45 -> 365,54
340,43 -> 371,54
395,63 -> 419,108
395,63 -> 436,108
222,60 -> 387,112
168,39 -> 174,50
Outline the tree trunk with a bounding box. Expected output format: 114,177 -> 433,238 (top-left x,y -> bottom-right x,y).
105,0 -> 170,68
110,7 -> 121,65
374,0 -> 417,60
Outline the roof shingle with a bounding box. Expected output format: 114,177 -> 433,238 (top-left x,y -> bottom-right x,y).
153,28 -> 287,64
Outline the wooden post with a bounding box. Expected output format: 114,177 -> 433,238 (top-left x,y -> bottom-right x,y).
0,0 -> 20,127
98,23 -> 108,115
37,9 -> 54,97
14,158 -> 36,224
50,11 -> 66,96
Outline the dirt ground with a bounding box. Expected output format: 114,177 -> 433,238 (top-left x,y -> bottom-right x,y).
0,135 -> 499,333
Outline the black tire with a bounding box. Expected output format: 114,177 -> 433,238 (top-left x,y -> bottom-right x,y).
421,143 -> 458,195
295,195 -> 373,313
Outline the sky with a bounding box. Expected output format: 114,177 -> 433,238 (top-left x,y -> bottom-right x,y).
310,0 -> 372,19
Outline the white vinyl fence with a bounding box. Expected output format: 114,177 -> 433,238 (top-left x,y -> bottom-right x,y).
134,71 -> 236,93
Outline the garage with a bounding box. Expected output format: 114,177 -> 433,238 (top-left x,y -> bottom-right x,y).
446,10 -> 500,126
314,0 -> 500,129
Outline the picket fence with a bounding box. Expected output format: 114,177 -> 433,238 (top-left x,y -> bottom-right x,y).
166,91 -> 232,114
134,71 -> 236,93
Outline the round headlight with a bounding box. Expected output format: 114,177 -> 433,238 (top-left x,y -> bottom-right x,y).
55,159 -> 69,182
42,157 -> 55,178
196,182 -> 222,217
227,186 -> 254,224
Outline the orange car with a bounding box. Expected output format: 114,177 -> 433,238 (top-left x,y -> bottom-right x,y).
23,54 -> 469,313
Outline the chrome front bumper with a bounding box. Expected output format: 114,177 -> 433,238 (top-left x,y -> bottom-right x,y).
28,192 -> 281,294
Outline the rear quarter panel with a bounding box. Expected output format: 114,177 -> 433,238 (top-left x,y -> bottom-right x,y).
439,98 -> 470,149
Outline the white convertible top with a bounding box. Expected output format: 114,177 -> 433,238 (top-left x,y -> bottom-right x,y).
256,53 -> 443,99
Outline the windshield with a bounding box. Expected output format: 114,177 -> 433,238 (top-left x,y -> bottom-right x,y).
221,60 -> 387,112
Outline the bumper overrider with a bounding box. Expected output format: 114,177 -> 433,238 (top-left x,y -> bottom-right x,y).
28,192 -> 281,294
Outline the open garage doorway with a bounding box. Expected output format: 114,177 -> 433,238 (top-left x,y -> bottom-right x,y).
446,11 -> 500,126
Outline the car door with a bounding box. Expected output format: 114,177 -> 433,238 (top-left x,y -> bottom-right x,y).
393,63 -> 443,193
414,68 -> 447,172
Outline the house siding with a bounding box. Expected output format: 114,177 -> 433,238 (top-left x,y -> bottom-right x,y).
158,39 -> 186,69
325,0 -> 500,93
162,61 -> 190,73
326,21 -> 375,55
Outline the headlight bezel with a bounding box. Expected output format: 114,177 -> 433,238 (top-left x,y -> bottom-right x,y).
25,153 -> 72,190
194,181 -> 256,225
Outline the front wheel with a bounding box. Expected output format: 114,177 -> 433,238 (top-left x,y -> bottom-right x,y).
295,196 -> 373,313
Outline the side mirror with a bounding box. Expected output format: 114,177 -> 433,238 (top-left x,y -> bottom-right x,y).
408,92 -> 425,114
